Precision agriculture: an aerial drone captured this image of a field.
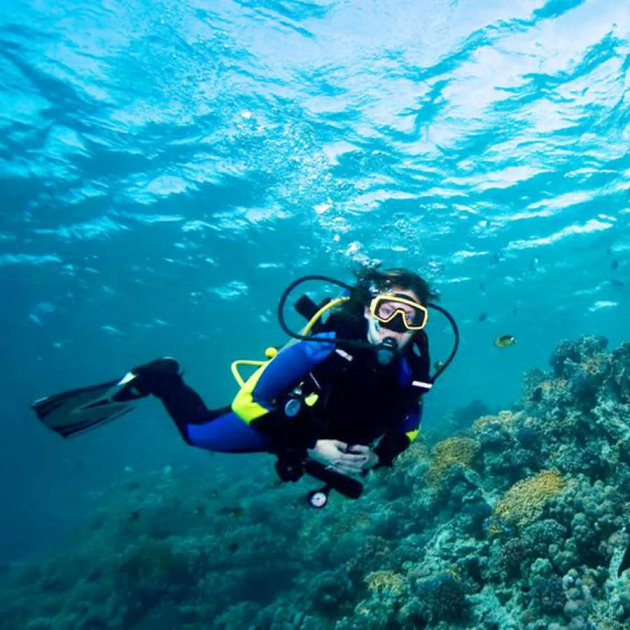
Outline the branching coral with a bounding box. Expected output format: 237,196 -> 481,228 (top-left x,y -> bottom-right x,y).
582,353 -> 610,376
425,437 -> 477,487
395,440 -> 431,467
405,573 -> 470,623
472,410 -> 517,433
364,570 -> 405,595
494,470 -> 565,527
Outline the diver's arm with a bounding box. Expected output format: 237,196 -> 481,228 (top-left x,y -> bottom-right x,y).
373,405 -> 423,467
251,334 -> 335,408
231,334 -> 335,449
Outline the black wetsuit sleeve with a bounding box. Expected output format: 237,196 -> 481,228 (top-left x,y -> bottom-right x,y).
373,404 -> 423,467
373,433 -> 412,467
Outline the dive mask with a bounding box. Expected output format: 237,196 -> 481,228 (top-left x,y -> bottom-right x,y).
369,293 -> 428,332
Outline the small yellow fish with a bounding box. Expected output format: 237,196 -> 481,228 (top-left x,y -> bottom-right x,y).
494,335 -> 516,348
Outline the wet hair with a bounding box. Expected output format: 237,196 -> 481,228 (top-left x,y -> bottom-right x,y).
336,266 -> 438,321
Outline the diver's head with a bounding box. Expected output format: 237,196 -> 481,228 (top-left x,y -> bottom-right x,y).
343,267 -> 437,351
364,286 -> 426,350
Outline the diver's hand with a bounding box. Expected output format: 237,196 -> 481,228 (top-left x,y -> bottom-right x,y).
346,444 -> 380,470
307,440 -> 368,476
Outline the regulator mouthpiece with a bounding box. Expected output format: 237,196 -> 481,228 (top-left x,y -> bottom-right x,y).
376,337 -> 398,366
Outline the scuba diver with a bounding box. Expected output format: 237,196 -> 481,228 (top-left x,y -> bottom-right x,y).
32,267 -> 458,507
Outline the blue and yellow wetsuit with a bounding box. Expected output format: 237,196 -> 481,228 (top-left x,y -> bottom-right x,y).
153,332 -> 424,466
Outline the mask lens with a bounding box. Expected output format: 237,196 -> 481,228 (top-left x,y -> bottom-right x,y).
375,301 -> 397,320
380,312 -> 408,333
405,308 -> 425,327
372,296 -> 427,330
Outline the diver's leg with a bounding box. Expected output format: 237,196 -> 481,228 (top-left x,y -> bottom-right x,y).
185,410 -> 273,453
116,359 -> 207,431
125,358 -> 271,452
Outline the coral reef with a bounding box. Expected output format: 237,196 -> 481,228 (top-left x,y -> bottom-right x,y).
494,470 -> 565,527
424,437 -> 477,488
3,334 -> 630,629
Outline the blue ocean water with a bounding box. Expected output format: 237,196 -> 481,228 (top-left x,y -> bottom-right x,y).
0,0 -> 628,569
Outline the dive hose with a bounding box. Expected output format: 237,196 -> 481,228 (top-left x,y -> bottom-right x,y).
277,274 -> 459,382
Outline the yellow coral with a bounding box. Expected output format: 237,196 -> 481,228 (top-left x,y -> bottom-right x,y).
424,437 -> 476,487
583,354 -> 609,375
495,470 -> 565,527
488,522 -> 503,537
472,410 -> 517,432
541,379 -> 567,392
526,379 -> 568,402
365,570 -> 405,594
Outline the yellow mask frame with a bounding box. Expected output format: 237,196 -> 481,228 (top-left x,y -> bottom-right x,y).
369,293 -> 429,331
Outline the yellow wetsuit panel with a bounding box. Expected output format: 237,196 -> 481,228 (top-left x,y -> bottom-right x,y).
231,363 -> 272,424
406,429 -> 419,442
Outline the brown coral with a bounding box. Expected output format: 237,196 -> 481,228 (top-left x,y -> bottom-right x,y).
494,470 -> 565,527
582,353 -> 610,376
472,410 -> 517,433
424,437 -> 476,487
365,570 -> 405,594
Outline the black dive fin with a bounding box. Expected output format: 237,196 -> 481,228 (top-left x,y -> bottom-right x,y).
32,373 -> 139,438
